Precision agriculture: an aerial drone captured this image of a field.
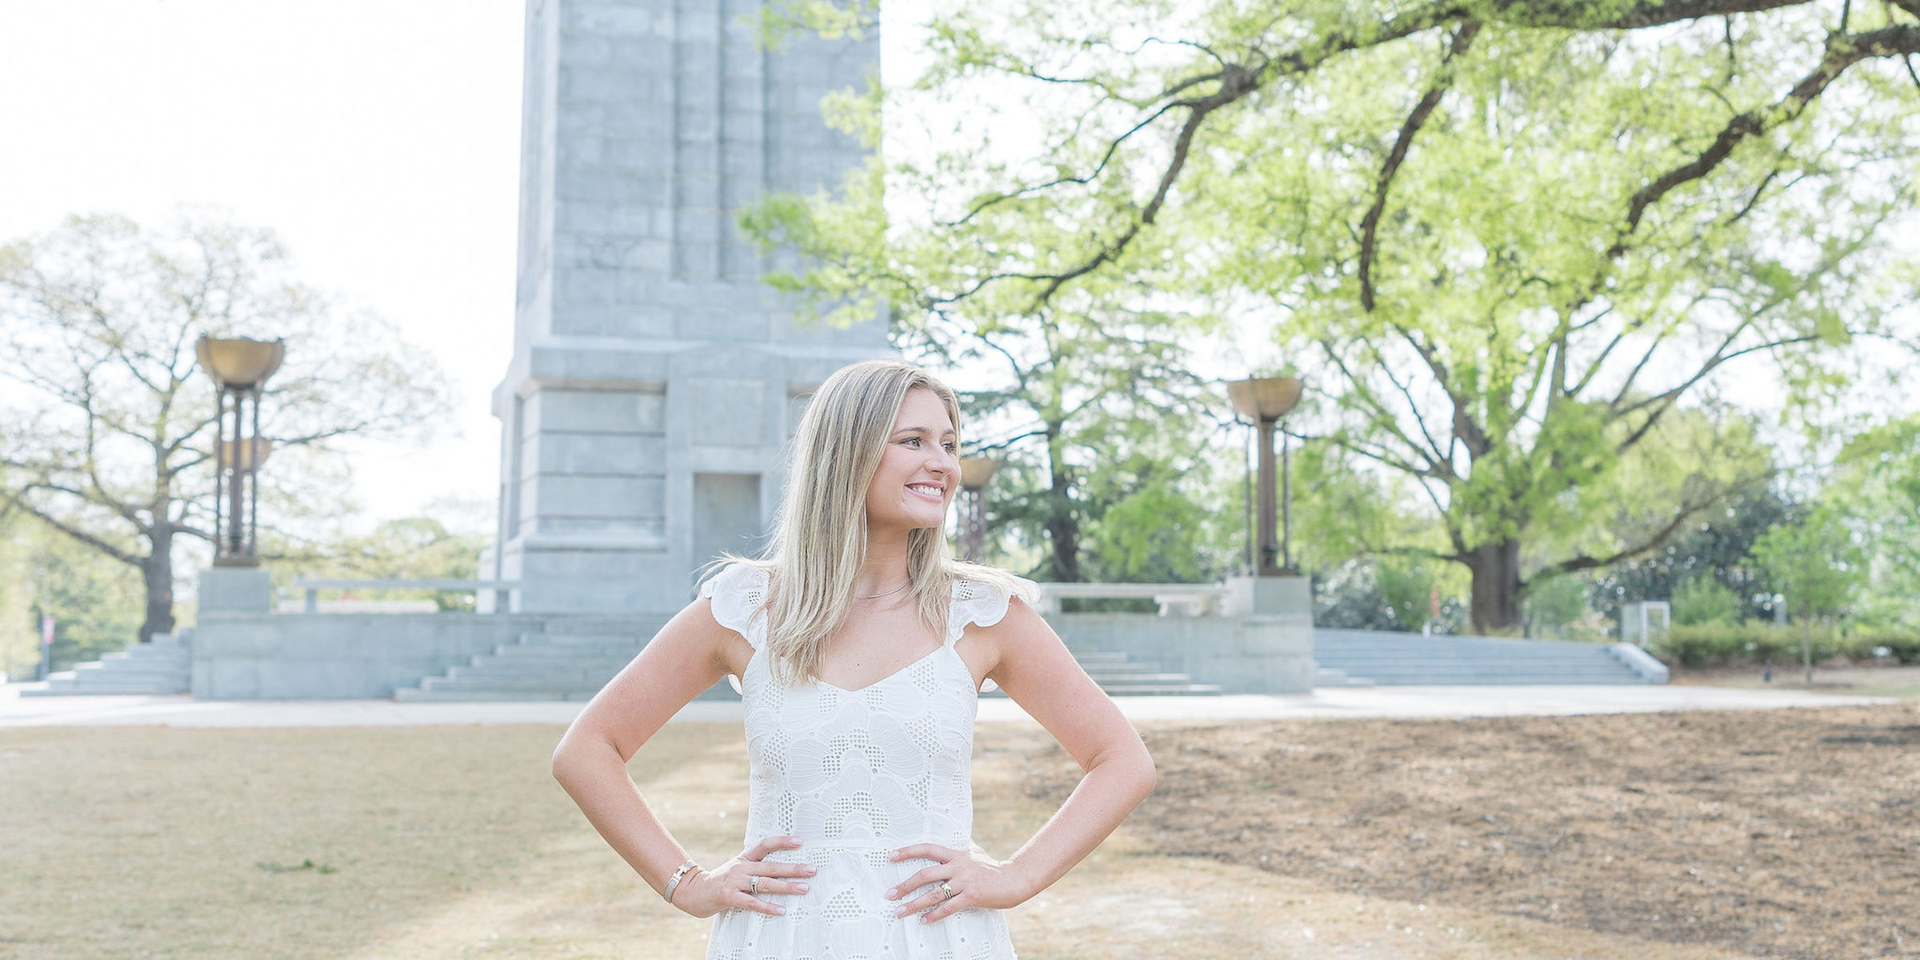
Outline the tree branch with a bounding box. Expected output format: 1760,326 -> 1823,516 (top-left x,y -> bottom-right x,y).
1359,21 -> 1480,312
1607,24 -> 1920,259
1,487 -> 142,566
1613,333 -> 1825,454
1552,487 -> 1743,575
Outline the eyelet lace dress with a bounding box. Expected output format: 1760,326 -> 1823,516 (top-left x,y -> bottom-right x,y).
696,562 -> 1033,960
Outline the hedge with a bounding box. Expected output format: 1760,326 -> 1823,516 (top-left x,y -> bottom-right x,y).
1655,621 -> 1920,667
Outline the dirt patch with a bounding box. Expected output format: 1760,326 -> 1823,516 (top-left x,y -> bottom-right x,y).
1669,663 -> 1920,700
1014,705 -> 1920,960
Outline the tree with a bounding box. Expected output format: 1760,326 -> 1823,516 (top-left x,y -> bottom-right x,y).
1749,499 -> 1864,682
1584,477 -> 1793,622
0,508 -> 144,676
0,212 -> 458,644
1806,415 -> 1920,628
262,506 -> 490,613
745,92 -> 1236,583
757,0 -> 1920,630
931,305 -> 1227,582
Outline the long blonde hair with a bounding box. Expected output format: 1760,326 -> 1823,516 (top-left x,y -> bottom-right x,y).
697,359 -> 1034,687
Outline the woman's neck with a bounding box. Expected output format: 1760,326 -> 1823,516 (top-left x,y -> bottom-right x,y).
856,535 -> 912,597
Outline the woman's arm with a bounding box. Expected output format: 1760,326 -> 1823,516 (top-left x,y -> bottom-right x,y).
549,597 -> 735,902
979,596 -> 1158,901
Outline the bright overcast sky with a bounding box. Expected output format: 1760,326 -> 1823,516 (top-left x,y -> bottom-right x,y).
0,0 -> 1277,535
0,1 -> 1907,537
0,1 -> 526,532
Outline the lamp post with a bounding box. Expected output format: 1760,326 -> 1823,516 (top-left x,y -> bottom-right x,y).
957,456 -> 1001,562
195,336 -> 284,567
1227,376 -> 1303,577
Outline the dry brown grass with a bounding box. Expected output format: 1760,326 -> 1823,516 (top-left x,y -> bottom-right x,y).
1031,706 -> 1920,960
0,715 -> 1856,959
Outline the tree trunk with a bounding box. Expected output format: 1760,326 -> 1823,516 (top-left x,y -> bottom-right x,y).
139,527 -> 175,643
1466,538 -> 1523,633
1043,422 -> 1082,582
1801,618 -> 1813,686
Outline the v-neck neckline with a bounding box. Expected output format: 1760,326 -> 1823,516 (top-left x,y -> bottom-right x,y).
811,643 -> 952,694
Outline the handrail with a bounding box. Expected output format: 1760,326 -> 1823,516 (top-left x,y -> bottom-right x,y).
290,578 -> 520,615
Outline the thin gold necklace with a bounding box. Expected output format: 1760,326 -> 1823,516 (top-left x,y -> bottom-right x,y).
857,578 -> 911,599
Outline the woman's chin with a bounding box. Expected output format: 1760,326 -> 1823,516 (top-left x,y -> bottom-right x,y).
871,510 -> 947,533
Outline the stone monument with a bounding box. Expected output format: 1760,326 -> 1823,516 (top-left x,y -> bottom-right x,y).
482,0 -> 890,613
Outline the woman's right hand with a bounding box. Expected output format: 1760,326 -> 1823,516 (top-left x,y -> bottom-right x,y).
668,835 -> 817,919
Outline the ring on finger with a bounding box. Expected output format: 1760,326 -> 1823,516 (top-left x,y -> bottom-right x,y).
939,881 -> 954,901
749,875 -> 759,894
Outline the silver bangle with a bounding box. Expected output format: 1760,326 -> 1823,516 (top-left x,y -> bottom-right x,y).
663,859 -> 699,904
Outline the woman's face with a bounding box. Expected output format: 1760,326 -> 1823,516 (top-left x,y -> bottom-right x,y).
866,386 -> 959,534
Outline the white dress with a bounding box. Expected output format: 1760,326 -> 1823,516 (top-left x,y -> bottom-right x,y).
698,561 -> 1031,960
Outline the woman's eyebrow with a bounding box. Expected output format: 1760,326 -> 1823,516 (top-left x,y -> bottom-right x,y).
893,425 -> 958,437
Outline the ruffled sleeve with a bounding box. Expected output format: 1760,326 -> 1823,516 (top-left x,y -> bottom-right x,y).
697,561 -> 770,650
946,574 -> 1040,645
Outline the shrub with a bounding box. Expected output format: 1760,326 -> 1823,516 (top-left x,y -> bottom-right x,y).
1661,621 -> 1825,667
1848,629 -> 1920,664
1658,621 -> 1920,666
1671,576 -> 1741,626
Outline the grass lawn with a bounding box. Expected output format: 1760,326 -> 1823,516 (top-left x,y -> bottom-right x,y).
2,705 -> 1913,959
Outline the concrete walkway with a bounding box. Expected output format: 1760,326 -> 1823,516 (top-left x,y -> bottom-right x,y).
0,681 -> 1896,728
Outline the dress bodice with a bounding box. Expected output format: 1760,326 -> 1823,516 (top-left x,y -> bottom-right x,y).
698,562 -> 1031,851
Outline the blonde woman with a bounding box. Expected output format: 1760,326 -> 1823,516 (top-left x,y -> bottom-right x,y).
550,359 -> 1158,958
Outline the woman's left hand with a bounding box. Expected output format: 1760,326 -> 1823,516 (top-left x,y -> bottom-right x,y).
884,841 -> 1030,923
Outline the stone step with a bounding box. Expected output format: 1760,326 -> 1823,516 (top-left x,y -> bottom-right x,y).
532,617 -> 670,636
1084,672 -> 1211,685
486,644 -> 643,660
101,647 -> 191,662
23,679 -> 192,696
71,660 -> 190,676
1346,676 -> 1655,686
1069,661 -> 1163,674
421,676 -> 615,692
1315,667 -> 1375,688
18,640 -> 193,696
445,666 -> 624,682
1317,672 -> 1641,684
1313,662 -> 1636,676
527,632 -> 651,645
396,642 -> 1218,701
1320,652 -> 1620,660
984,682 -> 1224,697
395,687 -> 596,702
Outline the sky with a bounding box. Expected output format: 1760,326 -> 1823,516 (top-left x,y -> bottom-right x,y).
0,1 -> 528,534
0,1 -> 1908,543
0,0 -> 1285,539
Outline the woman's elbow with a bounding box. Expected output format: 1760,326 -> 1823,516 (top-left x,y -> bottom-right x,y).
550,735 -> 596,784
1119,742 -> 1157,796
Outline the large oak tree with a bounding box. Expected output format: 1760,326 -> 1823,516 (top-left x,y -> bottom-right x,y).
0,212 -> 458,644
757,0 -> 1920,629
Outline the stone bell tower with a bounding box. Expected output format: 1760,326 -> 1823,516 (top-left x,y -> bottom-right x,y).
483,0 -> 890,613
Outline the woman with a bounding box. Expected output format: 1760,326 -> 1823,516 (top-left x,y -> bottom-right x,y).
551,359 -> 1158,958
